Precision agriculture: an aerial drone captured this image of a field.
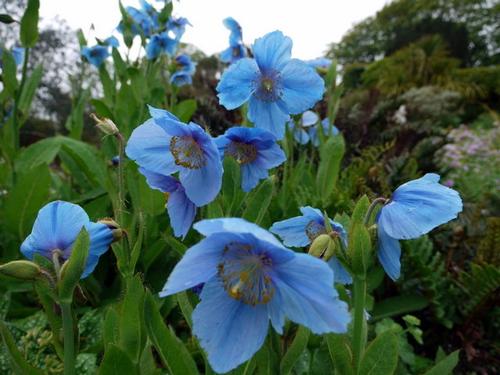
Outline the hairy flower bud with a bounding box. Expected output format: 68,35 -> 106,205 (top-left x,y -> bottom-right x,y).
0,260 -> 41,280
98,217 -> 124,242
90,113 -> 119,136
308,234 -> 336,261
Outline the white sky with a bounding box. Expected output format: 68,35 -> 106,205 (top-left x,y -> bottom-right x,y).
40,0 -> 389,59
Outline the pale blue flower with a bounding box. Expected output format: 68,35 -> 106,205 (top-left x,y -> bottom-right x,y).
160,218 -> 350,373
220,17 -> 246,64
287,110 -> 319,145
217,31 -> 325,140
146,32 -> 176,59
81,45 -> 110,67
309,118 -> 339,147
170,54 -> 196,86
306,57 -> 332,69
21,201 -> 113,279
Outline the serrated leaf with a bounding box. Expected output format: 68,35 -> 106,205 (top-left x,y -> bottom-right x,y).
20,0 -> 40,47
143,292 -> 198,375
59,229 -> 90,303
423,350 -> 459,375
359,331 -> 398,375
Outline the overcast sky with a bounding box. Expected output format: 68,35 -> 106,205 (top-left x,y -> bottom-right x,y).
40,0 -> 389,59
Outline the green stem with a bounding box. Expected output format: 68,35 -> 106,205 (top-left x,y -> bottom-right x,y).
61,302 -> 76,375
363,197 -> 388,225
115,133 -> 125,225
352,276 -> 367,373
12,47 -> 30,153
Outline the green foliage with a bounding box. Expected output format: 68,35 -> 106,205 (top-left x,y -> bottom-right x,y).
20,0 -> 39,48
459,263 -> 500,316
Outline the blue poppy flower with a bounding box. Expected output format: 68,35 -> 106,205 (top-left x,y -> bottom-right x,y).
306,57 -> 332,69
120,6 -> 157,37
220,17 -> 246,64
81,45 -> 110,67
20,201 -> 113,279
287,110 -> 319,145
376,173 -> 463,280
217,31 -> 325,140
223,17 -> 243,45
167,16 -> 191,41
170,54 -> 196,86
103,36 -> 120,48
160,218 -> 350,373
270,206 -> 352,284
146,32 -> 176,59
215,127 -> 286,192
309,118 -> 339,147
126,106 -> 223,206
139,167 -> 196,238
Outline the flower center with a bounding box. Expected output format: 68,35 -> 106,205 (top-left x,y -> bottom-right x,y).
217,242 -> 275,306
170,135 -> 206,169
226,141 -> 258,164
305,220 -> 326,241
232,46 -> 241,57
254,71 -> 283,102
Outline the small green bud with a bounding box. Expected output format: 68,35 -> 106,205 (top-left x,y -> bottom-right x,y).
90,113 -> 119,136
309,234 -> 336,260
0,260 -> 42,280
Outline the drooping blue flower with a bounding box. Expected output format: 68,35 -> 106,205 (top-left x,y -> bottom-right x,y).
81,45 -> 110,67
139,167 -> 196,238
167,16 -> 191,41
20,201 -> 113,279
170,54 -> 196,86
215,127 -> 286,192
126,106 -> 223,206
119,5 -> 157,37
270,206 -> 352,284
309,118 -> 339,147
146,32 -> 176,59
220,17 -> 246,64
160,218 -> 350,373
103,36 -> 120,48
287,110 -> 319,145
217,31 -> 325,140
306,57 -> 332,69
376,173 -> 463,280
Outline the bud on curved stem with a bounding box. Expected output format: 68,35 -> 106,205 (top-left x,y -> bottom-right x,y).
90,113 -> 119,136
0,260 -> 41,280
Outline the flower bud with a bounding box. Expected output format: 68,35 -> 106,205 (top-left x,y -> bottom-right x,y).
90,113 -> 119,136
98,217 -> 124,242
308,234 -> 336,261
0,260 -> 41,280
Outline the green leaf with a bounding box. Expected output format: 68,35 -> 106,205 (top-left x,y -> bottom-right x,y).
3,163 -> 50,239
1,50 -> 18,95
143,292 -> 199,375
103,306 -> 120,350
359,331 -> 399,375
112,48 -> 127,78
350,195 -> 370,227
18,64 -> 43,119
316,135 -> 345,205
176,292 -> 194,329
221,157 -> 243,216
15,137 -> 61,172
0,14 -> 16,24
423,350 -> 459,375
65,90 -> 89,139
20,0 -> 40,47
119,276 -> 146,363
98,344 -> 139,375
349,223 -> 372,275
99,66 -> 115,104
371,295 -> 429,321
280,326 -> 310,375
242,178 -> 274,225
0,321 -> 44,375
91,99 -> 114,119
326,334 -> 354,375
173,99 -> 197,123
59,229 -> 90,303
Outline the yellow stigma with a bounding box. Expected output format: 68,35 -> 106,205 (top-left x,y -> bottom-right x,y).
262,78 -> 273,92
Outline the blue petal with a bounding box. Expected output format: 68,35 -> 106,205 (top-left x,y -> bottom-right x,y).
217,58 -> 259,110
125,119 -> 177,175
377,225 -> 401,281
81,222 -> 113,278
293,128 -> 310,144
159,234 -> 227,296
378,173 -> 463,239
192,279 -> 269,373
170,71 -> 193,86
269,216 -> 312,247
254,142 -> 286,169
300,206 -> 323,219
148,105 -> 180,122
240,163 -> 269,192
21,201 -> 89,259
139,167 -> 179,193
194,218 -> 285,249
279,59 -> 325,114
272,253 -> 350,333
328,257 -> 352,284
252,30 -> 292,73
301,111 -> 319,127
248,96 -> 289,140
167,187 -> 197,238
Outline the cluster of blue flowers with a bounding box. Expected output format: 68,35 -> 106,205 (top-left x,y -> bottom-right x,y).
81,36 -> 119,67
21,15 -> 464,374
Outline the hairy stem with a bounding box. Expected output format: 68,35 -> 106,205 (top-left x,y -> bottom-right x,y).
61,302 -> 75,375
352,276 -> 367,373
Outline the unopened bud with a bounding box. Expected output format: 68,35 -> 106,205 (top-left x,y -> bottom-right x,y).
309,234 -> 333,259
98,217 -> 124,242
90,113 -> 119,136
0,260 -> 41,280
